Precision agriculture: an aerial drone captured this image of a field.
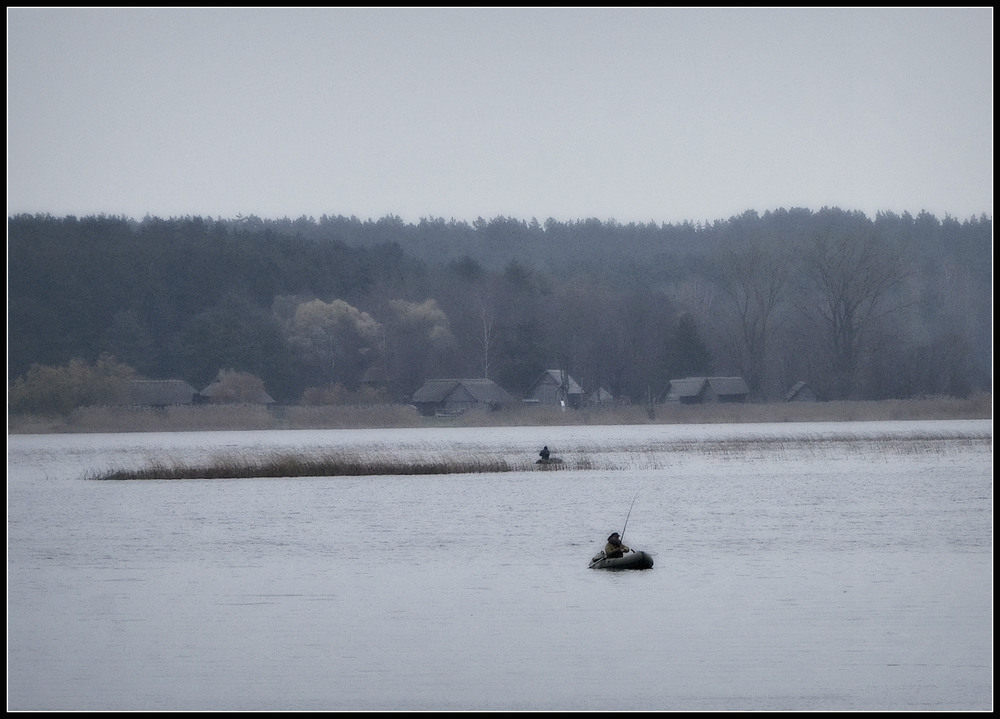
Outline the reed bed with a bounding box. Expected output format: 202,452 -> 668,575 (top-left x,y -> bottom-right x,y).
89,450 -> 533,481
86,427 -> 990,481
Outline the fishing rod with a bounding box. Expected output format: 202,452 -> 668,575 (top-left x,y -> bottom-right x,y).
620,489 -> 640,543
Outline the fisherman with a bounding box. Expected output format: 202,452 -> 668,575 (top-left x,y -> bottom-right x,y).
604,532 -> 631,559
539,445 -> 550,461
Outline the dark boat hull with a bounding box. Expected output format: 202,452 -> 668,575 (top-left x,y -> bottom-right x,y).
589,550 -> 654,570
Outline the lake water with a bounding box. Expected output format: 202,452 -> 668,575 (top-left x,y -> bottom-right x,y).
7,420 -> 993,711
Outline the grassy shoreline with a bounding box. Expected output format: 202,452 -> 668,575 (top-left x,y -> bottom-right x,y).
9,393 -> 992,435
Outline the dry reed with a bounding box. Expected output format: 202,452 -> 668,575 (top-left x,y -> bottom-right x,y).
88,450 -> 528,481
86,425 -> 991,481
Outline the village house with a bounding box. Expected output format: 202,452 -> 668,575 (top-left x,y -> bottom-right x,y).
664,376 -> 751,404
523,369 -> 585,408
410,378 -> 516,417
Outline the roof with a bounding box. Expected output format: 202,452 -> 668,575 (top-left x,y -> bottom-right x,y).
125,379 -> 197,406
667,377 -> 708,398
411,379 -> 463,403
706,376 -> 750,396
531,369 -> 584,395
459,378 -> 516,404
411,378 -> 514,405
667,376 -> 750,398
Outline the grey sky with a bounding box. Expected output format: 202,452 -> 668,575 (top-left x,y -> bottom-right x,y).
7,7 -> 993,225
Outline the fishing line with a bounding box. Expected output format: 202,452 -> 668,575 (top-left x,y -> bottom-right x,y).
620,489 -> 640,542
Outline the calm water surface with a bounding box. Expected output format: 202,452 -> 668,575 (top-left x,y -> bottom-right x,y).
7,421 -> 992,710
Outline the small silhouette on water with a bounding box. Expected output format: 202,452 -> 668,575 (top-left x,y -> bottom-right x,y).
536,445 -> 563,466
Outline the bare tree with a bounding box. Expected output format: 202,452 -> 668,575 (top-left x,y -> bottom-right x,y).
796,228 -> 910,399
479,304 -> 496,379
713,241 -> 789,399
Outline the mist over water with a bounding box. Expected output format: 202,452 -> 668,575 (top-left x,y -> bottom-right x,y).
7,421 -> 992,710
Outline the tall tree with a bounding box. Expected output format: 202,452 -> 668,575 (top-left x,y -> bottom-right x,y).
712,241 -> 789,399
379,298 -> 458,398
177,291 -> 291,394
796,221 -> 910,399
283,298 -> 382,391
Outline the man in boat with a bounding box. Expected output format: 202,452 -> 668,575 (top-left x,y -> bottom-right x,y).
539,445 -> 550,461
604,532 -> 631,559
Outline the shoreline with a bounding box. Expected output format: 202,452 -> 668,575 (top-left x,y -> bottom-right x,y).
8,393 -> 992,435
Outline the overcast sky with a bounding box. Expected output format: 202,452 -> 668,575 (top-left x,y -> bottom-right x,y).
7,7 -> 993,225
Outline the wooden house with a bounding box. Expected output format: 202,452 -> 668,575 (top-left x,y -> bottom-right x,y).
524,369 -> 585,408
665,376 -> 750,404
410,378 -> 515,417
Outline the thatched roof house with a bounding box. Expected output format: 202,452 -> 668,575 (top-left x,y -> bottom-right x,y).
410,378 -> 515,417
524,369 -> 585,408
665,376 -> 750,404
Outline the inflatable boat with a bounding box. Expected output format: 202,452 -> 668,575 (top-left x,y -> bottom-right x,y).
589,549 -> 654,570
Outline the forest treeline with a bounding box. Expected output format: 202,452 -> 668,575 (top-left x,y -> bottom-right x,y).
7,207 -> 992,412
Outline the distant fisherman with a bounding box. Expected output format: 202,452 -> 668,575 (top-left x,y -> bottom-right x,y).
539,445 -> 550,461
